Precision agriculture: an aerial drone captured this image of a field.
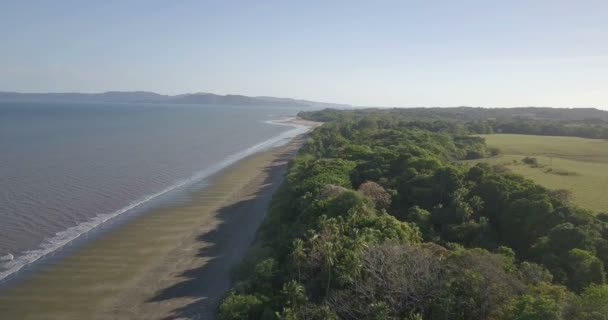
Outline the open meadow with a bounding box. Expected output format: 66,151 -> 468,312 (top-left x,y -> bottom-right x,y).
469,134 -> 608,213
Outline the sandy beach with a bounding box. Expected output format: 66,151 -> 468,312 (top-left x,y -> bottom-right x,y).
0,134 -> 308,320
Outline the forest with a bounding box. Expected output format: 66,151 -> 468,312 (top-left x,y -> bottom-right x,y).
300,107 -> 608,139
218,109 -> 608,320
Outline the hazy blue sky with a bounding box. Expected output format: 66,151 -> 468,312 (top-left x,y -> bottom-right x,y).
1,1 -> 607,108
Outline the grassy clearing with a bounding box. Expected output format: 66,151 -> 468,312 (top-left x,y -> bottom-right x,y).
467,134 -> 608,213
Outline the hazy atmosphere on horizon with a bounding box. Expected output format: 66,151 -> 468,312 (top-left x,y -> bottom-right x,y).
1,0 -> 607,108
4,2 -> 608,318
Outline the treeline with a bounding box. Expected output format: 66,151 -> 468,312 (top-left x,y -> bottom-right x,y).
298,107 -> 608,122
218,114 -> 608,320
299,107 -> 608,139
467,119 -> 608,139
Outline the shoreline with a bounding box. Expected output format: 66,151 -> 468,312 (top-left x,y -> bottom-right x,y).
0,131 -> 310,319
0,118 -> 311,284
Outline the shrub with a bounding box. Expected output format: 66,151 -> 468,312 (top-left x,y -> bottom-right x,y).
466,150 -> 484,159
218,293 -> 265,320
488,147 -> 501,156
522,157 -> 538,166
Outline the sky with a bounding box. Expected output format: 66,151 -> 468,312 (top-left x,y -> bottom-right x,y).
1,1 -> 607,108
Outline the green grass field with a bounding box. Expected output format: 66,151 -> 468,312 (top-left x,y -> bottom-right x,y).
468,134 -> 608,213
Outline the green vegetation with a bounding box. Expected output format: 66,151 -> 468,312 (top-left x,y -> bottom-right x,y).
470,134 -> 608,213
219,110 -> 608,319
300,107 -> 608,139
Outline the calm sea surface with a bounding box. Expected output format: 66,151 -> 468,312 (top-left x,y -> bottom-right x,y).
0,101 -> 309,280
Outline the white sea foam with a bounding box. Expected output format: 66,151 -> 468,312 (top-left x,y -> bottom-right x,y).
0,254 -> 13,262
0,119 -> 312,282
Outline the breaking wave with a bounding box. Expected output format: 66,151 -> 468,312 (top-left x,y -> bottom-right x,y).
0,120 -> 311,282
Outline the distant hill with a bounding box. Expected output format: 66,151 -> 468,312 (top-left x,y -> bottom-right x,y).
0,91 -> 169,103
0,91 -> 350,108
255,96 -> 351,109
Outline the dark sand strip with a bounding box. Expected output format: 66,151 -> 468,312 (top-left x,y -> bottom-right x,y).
0,137 -> 304,320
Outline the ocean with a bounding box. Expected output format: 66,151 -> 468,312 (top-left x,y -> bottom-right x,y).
0,101 -> 310,282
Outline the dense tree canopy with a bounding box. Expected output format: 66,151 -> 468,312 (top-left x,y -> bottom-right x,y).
299,107 -> 608,139
219,110 -> 608,319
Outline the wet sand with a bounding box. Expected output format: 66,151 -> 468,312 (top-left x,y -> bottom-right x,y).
0,136 -> 305,320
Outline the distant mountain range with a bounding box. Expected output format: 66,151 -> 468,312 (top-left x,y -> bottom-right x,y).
0,91 -> 351,108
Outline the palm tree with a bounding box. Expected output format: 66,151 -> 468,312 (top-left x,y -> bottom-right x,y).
292,239 -> 306,282
320,240 -> 337,298
282,280 -> 306,308
313,216 -> 340,299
